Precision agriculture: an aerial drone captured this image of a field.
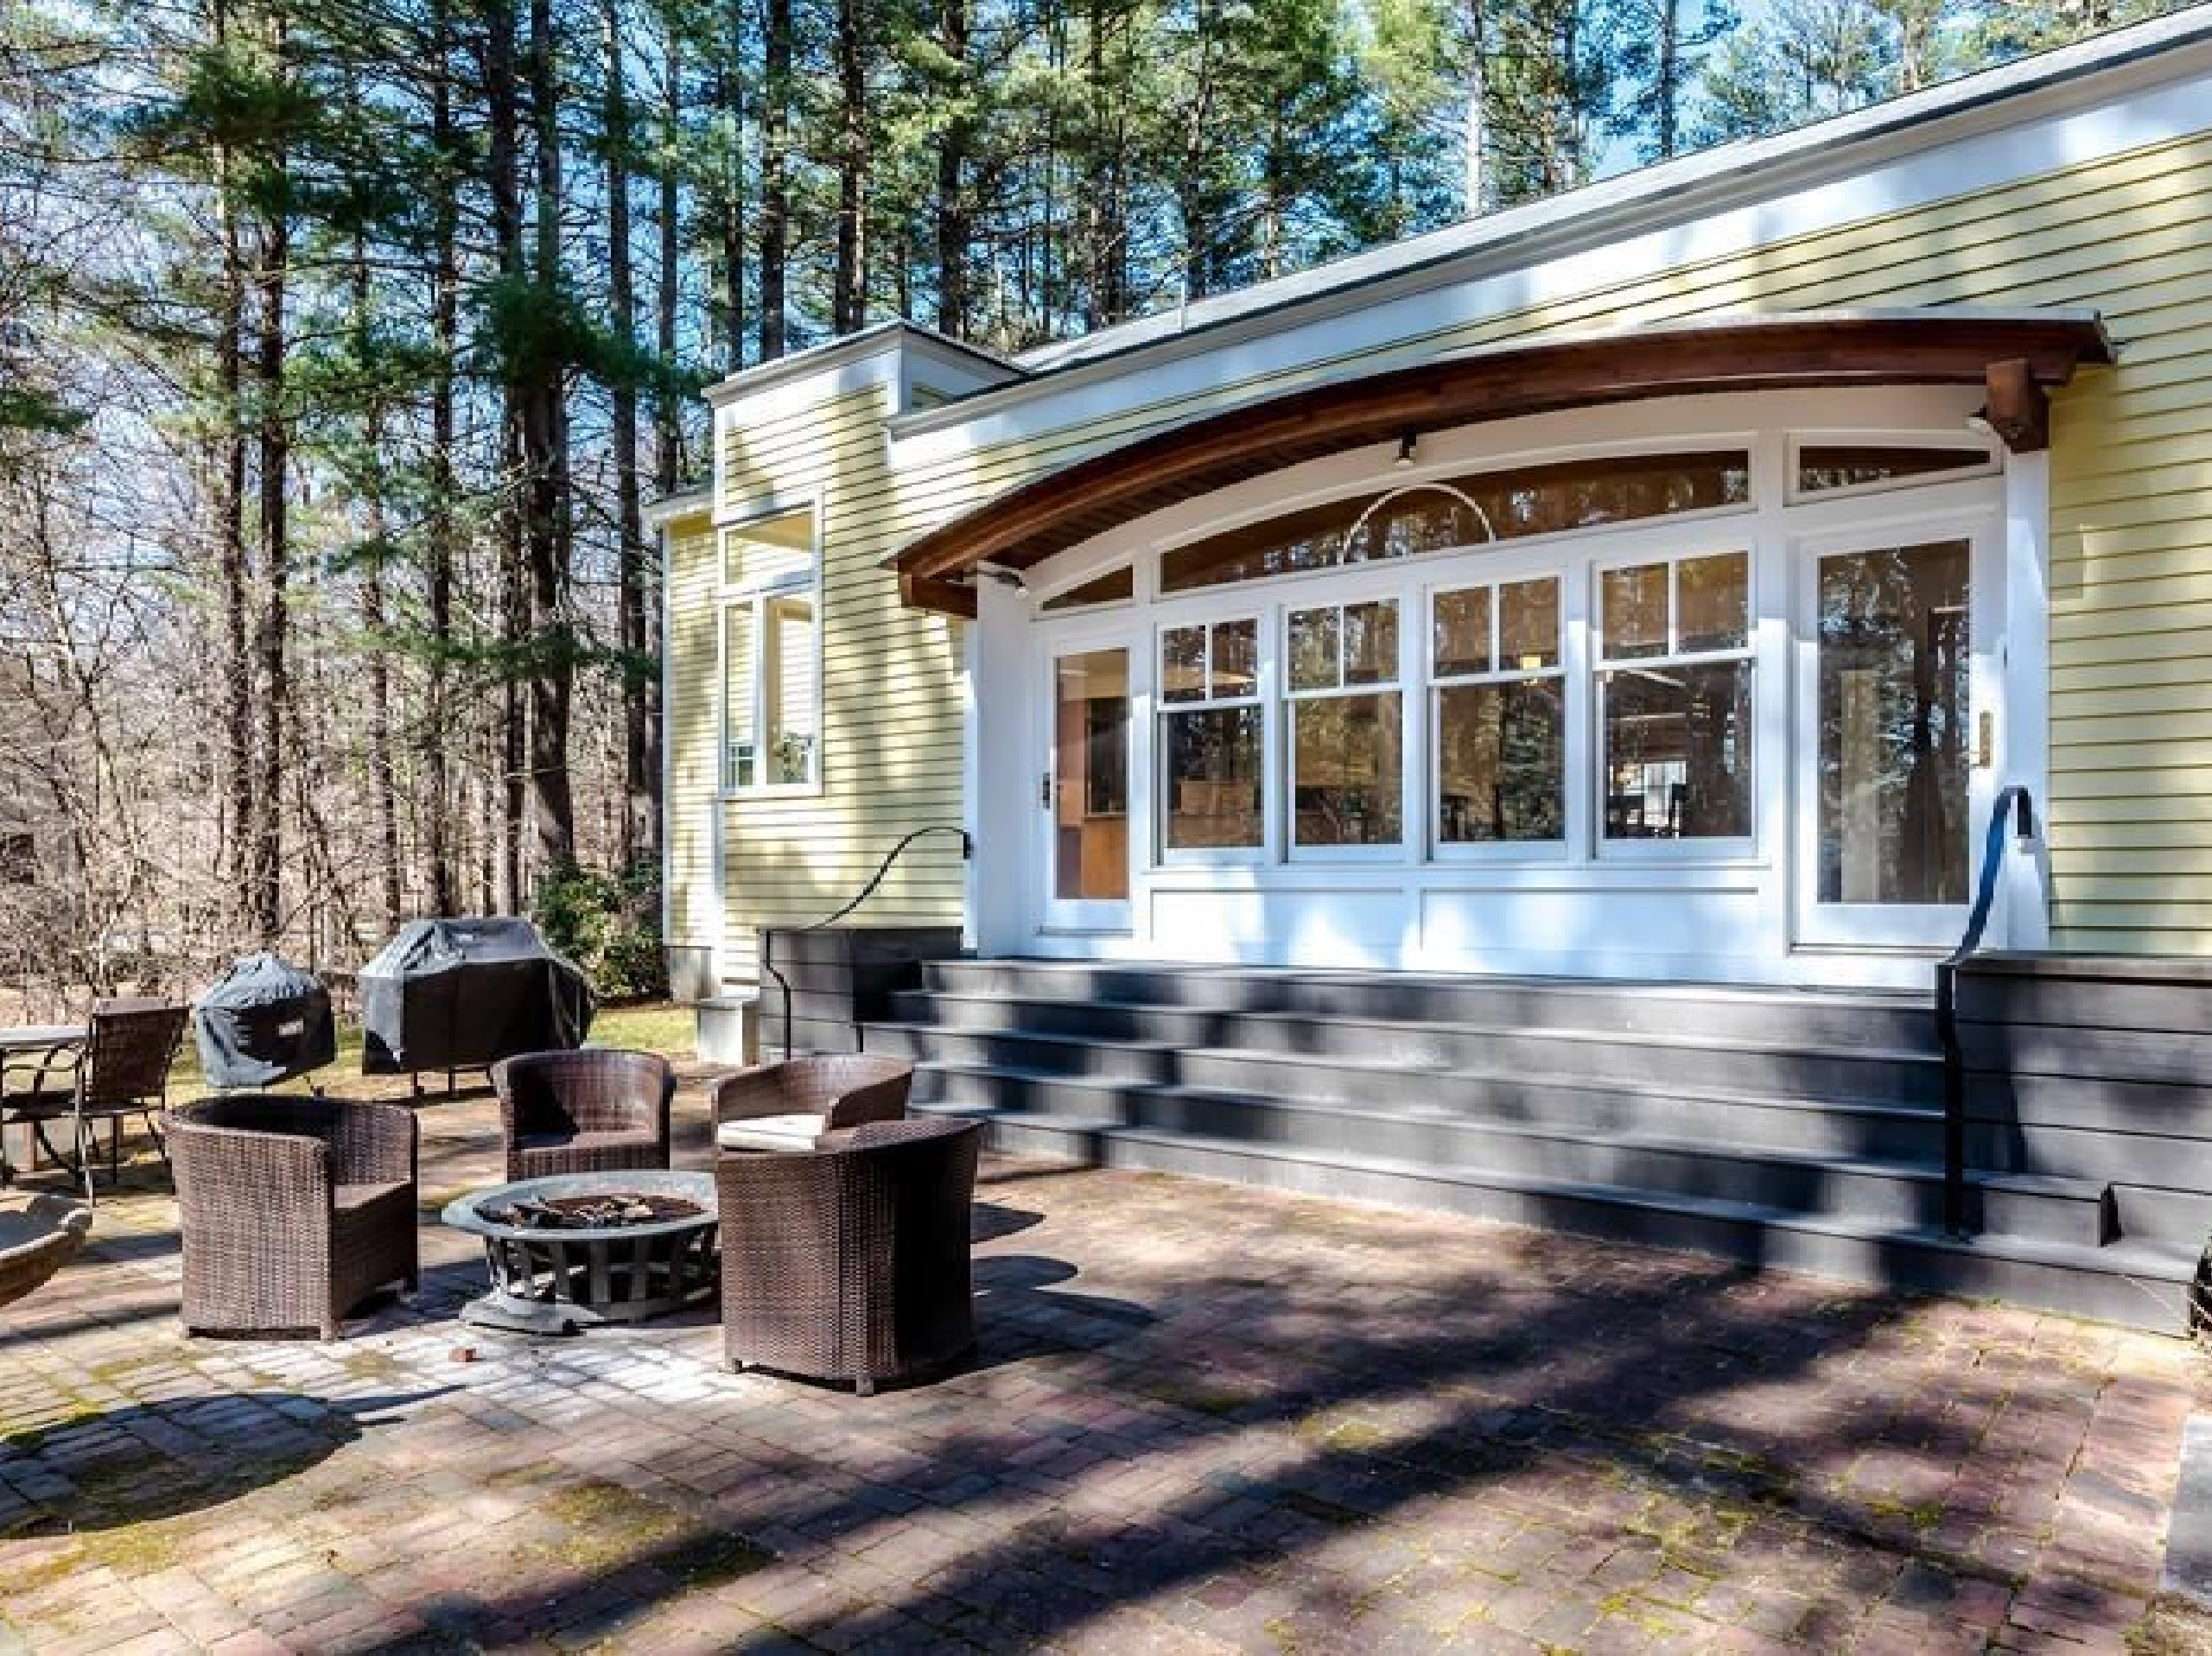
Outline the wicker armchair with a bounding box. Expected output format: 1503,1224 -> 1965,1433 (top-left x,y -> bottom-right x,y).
167,1095 -> 418,1340
493,1049 -> 674,1182
716,1116 -> 982,1393
6,998 -> 188,1202
712,1055 -> 912,1154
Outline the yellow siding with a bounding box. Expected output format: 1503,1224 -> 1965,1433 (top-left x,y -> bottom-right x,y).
668,377 -> 966,988
891,126 -> 2212,957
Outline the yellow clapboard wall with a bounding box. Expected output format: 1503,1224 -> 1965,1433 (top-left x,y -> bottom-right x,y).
671,125 -> 2212,964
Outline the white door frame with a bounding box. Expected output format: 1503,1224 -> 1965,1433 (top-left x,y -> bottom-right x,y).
1033,619 -> 1142,936
1787,485 -> 2006,950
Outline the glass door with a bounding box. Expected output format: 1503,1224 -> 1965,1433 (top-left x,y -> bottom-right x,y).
1795,525 -> 1993,948
1039,641 -> 1134,930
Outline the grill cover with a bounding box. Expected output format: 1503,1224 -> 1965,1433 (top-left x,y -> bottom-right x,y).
359,917 -> 594,1075
193,952 -> 338,1088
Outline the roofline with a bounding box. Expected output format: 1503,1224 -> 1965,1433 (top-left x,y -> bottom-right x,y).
643,485 -> 713,527
701,319 -> 1025,409
887,9 -> 2208,426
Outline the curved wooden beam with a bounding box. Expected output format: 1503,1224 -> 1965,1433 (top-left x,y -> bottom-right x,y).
889,311 -> 2112,611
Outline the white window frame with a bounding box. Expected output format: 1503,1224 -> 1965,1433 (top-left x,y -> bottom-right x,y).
1281,587 -> 1409,863
1784,429 -> 2001,507
717,502 -> 824,801
1156,612 -> 1270,866
1428,570 -> 1571,862
1589,542 -> 1758,864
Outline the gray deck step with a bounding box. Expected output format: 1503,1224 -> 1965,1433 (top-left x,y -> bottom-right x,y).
923,957 -> 1936,1049
917,1100 -> 2196,1332
912,1071 -> 2103,1245
872,1007 -> 1943,1108
908,1056 -> 1941,1159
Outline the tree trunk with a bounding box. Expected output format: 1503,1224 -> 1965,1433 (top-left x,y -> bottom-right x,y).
248,10 -> 291,946
212,0 -> 255,936
603,0 -> 653,872
760,0 -> 791,359
524,0 -> 575,875
1655,0 -> 1681,159
482,0 -> 530,907
832,0 -> 866,333
353,227 -> 404,931
425,0 -> 461,916
934,0 -> 969,337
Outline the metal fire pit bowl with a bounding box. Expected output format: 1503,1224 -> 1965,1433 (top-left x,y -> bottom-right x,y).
441,1170 -> 719,1336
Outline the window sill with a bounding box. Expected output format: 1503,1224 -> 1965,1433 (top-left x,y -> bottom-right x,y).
721,784 -> 826,803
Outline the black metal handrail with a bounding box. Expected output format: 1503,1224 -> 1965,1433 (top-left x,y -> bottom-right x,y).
1936,784 -> 2037,1237
758,825 -> 974,1058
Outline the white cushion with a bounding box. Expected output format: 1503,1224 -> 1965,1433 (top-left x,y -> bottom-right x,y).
716,1114 -> 823,1152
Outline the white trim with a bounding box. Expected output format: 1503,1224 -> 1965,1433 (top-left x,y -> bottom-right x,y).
2003,449 -> 2055,949
702,320 -> 1020,410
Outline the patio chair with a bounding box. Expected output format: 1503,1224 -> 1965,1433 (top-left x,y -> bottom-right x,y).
167,1094 -> 418,1340
6,998 -> 188,1203
494,1048 -> 674,1182
711,1054 -> 912,1154
716,1115 -> 981,1393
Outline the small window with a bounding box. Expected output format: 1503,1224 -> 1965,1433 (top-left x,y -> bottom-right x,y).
721,506 -> 820,793
1433,578 -> 1565,846
1796,441 -> 1994,497
1285,599 -> 1402,849
1159,620 -> 1263,851
1039,565 -> 1135,612
1597,552 -> 1753,843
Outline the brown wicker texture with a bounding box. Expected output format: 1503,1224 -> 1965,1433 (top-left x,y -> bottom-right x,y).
167,1094 -> 418,1340
711,1055 -> 912,1150
715,1115 -> 981,1393
7,999 -> 188,1201
493,1049 -> 675,1182
0,1195 -> 93,1310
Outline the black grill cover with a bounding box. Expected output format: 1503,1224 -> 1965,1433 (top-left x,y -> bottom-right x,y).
359,917 -> 594,1075
194,952 -> 338,1088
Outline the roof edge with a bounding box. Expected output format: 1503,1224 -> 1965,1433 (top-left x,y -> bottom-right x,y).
702,319 -> 1026,409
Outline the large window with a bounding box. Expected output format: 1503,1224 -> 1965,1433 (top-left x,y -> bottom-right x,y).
1160,619 -> 1263,849
1286,598 -> 1402,848
1161,448 -> 1750,594
1597,551 -> 1752,841
721,509 -> 820,794
1433,577 -> 1565,846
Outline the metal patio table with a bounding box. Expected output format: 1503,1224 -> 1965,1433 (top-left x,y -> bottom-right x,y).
0,1025 -> 88,1185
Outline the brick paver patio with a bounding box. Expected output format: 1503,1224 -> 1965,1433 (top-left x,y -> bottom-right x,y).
2,1075 -> 2204,1654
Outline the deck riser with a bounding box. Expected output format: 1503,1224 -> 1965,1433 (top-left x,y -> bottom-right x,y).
922,961 -> 1936,1048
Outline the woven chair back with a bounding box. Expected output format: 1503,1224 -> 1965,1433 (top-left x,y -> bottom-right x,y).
83,999 -> 187,1108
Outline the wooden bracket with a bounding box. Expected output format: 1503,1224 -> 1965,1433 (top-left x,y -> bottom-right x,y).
1982,358 -> 2050,454
899,568 -> 978,619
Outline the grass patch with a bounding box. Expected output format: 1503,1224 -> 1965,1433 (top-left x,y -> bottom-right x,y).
534,1477 -> 767,1583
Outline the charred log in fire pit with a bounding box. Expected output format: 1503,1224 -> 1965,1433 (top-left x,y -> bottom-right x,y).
487,1193 -> 704,1230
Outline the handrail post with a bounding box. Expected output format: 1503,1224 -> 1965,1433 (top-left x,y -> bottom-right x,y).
1937,784 -> 2037,1241
762,826 -> 974,1060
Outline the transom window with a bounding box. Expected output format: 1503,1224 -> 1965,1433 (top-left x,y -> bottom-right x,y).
1796,441 -> 1995,498
1433,577 -> 1565,845
1161,447 -> 1750,594
1160,619 -> 1263,849
720,507 -> 820,794
1597,551 -> 1752,841
1286,599 -> 1402,849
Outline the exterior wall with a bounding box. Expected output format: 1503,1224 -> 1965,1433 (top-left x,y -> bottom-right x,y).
890,93 -> 2212,956
664,337 -> 1001,993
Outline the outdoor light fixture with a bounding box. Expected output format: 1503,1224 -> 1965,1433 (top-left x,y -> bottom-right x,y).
1395,430 -> 1419,469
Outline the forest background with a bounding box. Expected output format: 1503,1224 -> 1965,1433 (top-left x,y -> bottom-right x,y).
0,0 -> 2178,1004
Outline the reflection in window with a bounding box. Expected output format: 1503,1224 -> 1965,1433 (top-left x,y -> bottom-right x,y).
1039,565 -> 1135,612
1052,648 -> 1129,901
1818,540 -> 1970,904
1161,621 -> 1263,849
1599,554 -> 1752,841
1287,599 -> 1402,848
1434,577 -> 1564,844
1797,444 -> 1993,494
1161,449 -> 1751,593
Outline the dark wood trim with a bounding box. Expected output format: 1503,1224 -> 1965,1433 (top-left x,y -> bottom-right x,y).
891,313 -> 2112,611
1981,358 -> 2050,454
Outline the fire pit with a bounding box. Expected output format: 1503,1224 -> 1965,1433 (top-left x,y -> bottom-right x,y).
440,1170 -> 718,1335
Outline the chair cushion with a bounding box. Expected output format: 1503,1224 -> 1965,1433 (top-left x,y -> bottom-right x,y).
716,1114 -> 824,1152
516,1129 -> 654,1154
